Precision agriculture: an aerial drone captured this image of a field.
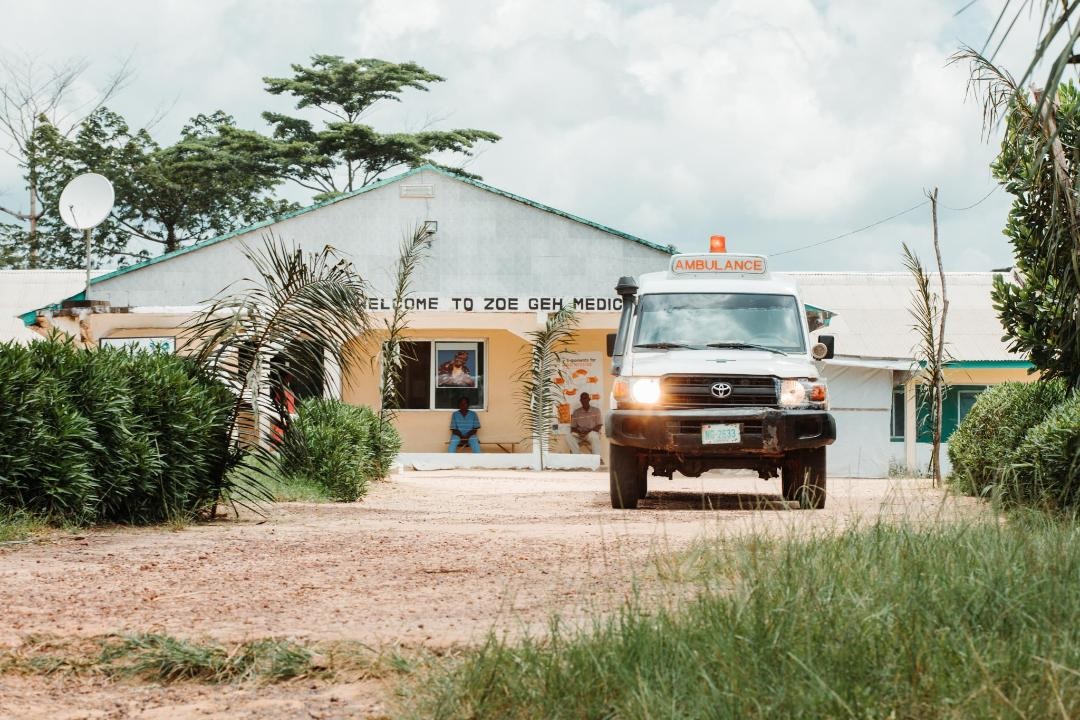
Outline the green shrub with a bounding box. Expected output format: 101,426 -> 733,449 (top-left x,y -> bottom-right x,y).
1006,392 -> 1080,511
947,379 -> 1066,497
277,398 -> 399,502
0,335 -> 233,524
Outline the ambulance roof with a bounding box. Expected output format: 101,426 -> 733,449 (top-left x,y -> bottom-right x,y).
633,253 -> 799,296
635,269 -> 799,297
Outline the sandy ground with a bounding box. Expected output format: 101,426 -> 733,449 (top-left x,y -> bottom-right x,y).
0,469 -> 982,719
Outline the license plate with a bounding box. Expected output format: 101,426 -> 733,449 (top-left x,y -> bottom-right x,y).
702,423 -> 740,444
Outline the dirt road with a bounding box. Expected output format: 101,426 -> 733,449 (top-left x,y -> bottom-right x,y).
0,470 -> 980,718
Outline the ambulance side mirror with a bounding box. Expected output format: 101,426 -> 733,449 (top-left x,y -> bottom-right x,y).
606,333 -> 617,357
814,335 -> 835,360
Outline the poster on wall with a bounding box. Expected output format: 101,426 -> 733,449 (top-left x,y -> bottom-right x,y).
435,342 -> 479,388
555,352 -> 603,435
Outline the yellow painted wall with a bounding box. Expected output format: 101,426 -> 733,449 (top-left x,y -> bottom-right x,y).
343,326 -> 614,456
942,367 -> 1038,385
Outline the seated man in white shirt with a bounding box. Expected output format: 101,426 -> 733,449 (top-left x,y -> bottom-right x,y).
567,392 -> 602,453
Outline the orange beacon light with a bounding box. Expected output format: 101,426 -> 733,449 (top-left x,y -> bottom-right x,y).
710,235 -> 726,253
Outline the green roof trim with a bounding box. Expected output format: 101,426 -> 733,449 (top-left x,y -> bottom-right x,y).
944,360 -> 1034,369
803,302 -> 835,330
84,163 -> 674,288
21,290 -> 85,325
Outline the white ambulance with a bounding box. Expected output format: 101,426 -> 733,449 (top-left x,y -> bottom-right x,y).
605,248 -> 836,509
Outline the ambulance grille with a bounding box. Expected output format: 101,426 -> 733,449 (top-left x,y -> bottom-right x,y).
661,375 -> 779,408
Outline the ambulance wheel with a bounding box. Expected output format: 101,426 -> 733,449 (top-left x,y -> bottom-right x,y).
782,448 -> 827,509
636,468 -> 649,500
610,445 -> 643,509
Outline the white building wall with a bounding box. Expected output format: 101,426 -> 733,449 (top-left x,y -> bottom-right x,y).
888,442 -> 953,478
89,169 -> 671,308
822,363 -> 894,478
1,270 -> 87,342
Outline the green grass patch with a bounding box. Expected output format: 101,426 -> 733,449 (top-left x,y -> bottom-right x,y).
261,473 -> 334,503
0,507 -> 49,543
403,518 -> 1080,719
226,457 -> 332,504
97,634 -> 313,683
0,633 -> 431,686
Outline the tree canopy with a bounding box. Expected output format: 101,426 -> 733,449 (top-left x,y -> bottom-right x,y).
0,54 -> 129,267
10,108 -> 293,268
0,54 -> 499,268
258,55 -> 500,201
991,81 -> 1080,388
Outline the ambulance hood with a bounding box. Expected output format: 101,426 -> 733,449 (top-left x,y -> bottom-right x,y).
624,348 -> 821,380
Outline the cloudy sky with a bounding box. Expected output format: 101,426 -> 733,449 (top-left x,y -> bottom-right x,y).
0,1 -> 1055,271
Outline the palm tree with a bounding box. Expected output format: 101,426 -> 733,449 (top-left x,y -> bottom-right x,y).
902,241 -> 950,484
184,234 -> 373,507
515,305 -> 578,470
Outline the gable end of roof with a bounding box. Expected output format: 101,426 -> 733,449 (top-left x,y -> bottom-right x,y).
85,164 -> 674,288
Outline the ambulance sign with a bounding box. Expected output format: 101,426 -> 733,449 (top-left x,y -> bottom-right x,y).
669,253 -> 768,275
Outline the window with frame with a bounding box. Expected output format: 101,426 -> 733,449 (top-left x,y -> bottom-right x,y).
891,387 -> 905,439
956,388 -> 984,426
388,340 -> 486,410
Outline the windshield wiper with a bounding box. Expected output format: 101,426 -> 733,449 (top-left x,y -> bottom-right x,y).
706,342 -> 787,355
633,342 -> 695,350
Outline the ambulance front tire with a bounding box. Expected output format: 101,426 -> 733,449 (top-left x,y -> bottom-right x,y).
610,445 -> 644,509
781,447 -> 827,509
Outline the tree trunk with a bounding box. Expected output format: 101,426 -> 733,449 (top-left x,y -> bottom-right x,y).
166,226 -> 178,254
928,188 -> 948,488
27,174 -> 38,269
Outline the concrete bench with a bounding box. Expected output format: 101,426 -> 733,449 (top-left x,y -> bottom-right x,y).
448,438 -> 531,453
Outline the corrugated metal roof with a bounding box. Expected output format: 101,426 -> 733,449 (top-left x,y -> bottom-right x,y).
782,271 -> 1019,362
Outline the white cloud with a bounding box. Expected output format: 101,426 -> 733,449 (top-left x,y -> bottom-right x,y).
0,0 -> 1044,271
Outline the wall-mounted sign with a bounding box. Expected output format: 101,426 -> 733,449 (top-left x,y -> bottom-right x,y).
365,296 -> 624,313
99,336 -> 176,353
555,352 -> 603,435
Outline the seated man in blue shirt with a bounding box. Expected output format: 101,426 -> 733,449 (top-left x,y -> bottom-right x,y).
448,396 -> 481,453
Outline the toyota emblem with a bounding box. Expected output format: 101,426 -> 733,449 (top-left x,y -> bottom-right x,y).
711,382 -> 733,399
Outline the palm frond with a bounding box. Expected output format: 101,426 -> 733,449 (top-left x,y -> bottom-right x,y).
968,0 -> 1080,119
378,223 -> 433,421
515,306 -> 579,469
183,233 -> 374,508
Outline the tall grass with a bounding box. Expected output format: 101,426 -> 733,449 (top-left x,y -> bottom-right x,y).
404,517 -> 1080,719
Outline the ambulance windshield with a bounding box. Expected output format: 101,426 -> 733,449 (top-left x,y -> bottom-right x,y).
633,293 -> 806,353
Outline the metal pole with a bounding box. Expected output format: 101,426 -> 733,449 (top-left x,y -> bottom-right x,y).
84,227 -> 91,300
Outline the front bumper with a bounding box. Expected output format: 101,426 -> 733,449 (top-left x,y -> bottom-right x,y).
606,407 -> 835,456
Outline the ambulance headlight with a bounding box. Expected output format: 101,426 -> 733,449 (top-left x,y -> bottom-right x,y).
613,377 -> 662,406
780,379 -> 828,408
631,378 -> 662,404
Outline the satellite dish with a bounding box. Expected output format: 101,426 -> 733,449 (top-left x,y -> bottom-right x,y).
58,173 -> 114,230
